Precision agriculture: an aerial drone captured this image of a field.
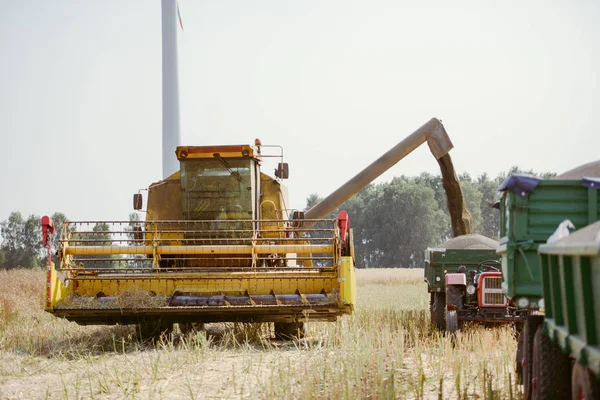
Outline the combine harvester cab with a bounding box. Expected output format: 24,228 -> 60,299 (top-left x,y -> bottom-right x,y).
43,143 -> 356,338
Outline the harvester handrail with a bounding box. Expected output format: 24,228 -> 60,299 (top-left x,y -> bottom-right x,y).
58,219 -> 341,270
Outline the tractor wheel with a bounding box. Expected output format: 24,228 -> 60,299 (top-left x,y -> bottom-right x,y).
274,322 -> 305,340
571,363 -> 600,400
432,292 -> 446,331
179,322 -> 205,335
445,309 -> 458,333
522,315 -> 543,399
138,319 -> 173,342
532,326 -> 571,399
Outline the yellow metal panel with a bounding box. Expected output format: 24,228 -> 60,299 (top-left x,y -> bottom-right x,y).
46,262 -> 69,310
339,256 -> 356,312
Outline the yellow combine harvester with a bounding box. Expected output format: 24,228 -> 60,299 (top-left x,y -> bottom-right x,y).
43,142 -> 354,338
42,118 -> 454,339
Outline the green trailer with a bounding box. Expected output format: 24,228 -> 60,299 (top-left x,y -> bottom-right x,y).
497,175 -> 600,309
530,221 -> 600,398
497,173 -> 600,399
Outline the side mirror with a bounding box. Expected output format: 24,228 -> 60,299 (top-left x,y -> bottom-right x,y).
275,162 -> 289,179
133,193 -> 143,210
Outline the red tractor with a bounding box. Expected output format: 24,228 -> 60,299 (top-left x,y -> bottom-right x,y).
444,260 -> 525,332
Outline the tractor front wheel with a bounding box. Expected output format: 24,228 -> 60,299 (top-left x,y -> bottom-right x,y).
445,309 -> 458,333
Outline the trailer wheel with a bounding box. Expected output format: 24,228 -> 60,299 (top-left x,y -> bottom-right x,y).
274,322 -> 305,340
446,310 -> 458,333
522,316 -> 543,399
516,325 -> 524,384
571,363 -> 600,400
432,292 -> 446,331
532,326 -> 571,399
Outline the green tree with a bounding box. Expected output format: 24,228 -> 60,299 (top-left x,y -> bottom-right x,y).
305,193 -> 322,210
0,212 -> 43,268
477,173 -> 503,239
47,212 -> 69,266
366,178 -> 446,268
49,212 -> 68,252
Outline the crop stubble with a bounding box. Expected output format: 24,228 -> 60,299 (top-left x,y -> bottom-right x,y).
0,268 -> 518,399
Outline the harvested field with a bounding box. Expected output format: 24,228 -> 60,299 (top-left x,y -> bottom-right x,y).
0,268 -> 519,399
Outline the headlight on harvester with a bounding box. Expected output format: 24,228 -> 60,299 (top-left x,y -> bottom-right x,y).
466,284 -> 476,295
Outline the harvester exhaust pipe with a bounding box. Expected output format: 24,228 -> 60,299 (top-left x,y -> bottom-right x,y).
161,0 -> 182,179
305,118 -> 454,221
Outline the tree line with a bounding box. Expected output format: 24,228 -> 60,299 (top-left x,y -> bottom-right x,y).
0,212 -> 140,269
0,167 -> 553,269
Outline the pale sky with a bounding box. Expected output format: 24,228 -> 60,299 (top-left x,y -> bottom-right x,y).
1,0 -> 598,222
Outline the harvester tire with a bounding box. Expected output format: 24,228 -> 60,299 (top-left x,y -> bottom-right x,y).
138,320 -> 173,342
274,322 -> 305,340
522,315 -> 543,400
179,322 -> 205,335
532,326 -> 571,399
445,310 -> 458,333
432,292 -> 446,331
571,363 -> 600,400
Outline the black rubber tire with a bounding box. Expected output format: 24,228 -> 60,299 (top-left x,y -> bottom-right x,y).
522,315 -> 543,400
516,324 -> 525,384
274,322 -> 305,340
532,326 -> 571,399
138,320 -> 173,342
432,292 -> 446,331
571,363 -> 600,400
429,293 -> 435,321
446,310 -> 459,333
179,322 -> 205,335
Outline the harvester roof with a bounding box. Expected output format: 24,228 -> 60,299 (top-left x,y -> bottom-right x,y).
176,145 -> 259,161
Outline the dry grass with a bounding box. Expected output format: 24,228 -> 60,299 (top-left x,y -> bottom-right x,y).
0,268 -> 520,399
